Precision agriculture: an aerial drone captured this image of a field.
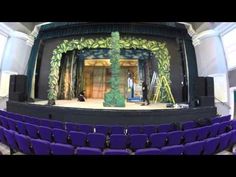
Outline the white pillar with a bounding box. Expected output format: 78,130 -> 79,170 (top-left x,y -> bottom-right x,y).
192,29 -> 230,115
0,28 -> 33,97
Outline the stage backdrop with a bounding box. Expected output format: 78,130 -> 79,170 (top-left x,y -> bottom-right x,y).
28,23 -> 197,103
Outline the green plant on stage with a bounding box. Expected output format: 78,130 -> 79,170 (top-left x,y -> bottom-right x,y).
103,32 -> 125,107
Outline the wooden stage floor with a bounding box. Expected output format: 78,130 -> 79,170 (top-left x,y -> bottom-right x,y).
32,99 -> 180,110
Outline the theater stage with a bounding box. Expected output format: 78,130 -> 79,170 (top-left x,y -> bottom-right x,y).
6,99 -> 217,126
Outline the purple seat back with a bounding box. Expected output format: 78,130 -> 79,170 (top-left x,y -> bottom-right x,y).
143,125 -> 157,136
135,148 -> 161,155
66,122 -> 80,132
39,126 -> 53,142
40,119 -> 52,128
25,123 -> 39,139
218,121 -> 231,135
76,147 -> 102,155
183,128 -> 198,144
95,125 -> 110,135
150,133 -> 167,148
220,115 -> 231,122
167,131 -> 183,146
110,125 -> 125,134
69,131 -> 87,147
203,136 -> 220,155
130,134 -> 148,150
104,149 -> 131,155
31,139 -> 51,155
197,126 -> 210,141
219,132 -> 231,151
52,128 -> 68,144
79,124 -> 94,134
211,117 -> 221,124
7,118 -> 17,131
208,123 -> 220,137
15,121 -> 27,135
87,133 -> 106,149
0,115 -> 9,129
50,143 -> 74,155
231,120 -> 236,130
51,120 -> 65,130
10,113 -> 24,122
161,145 -> 184,155
181,121 -> 198,130
230,129 -> 236,146
127,125 -> 142,135
158,123 -> 176,132
110,134 -> 128,149
24,116 -> 41,125
0,126 -> 7,144
15,133 -> 32,154
184,141 -> 204,155
3,129 -> 18,151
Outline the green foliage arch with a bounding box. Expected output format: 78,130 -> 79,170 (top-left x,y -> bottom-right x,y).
48,36 -> 171,105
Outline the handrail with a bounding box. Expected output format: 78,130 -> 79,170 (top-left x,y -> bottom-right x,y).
214,97 -> 231,109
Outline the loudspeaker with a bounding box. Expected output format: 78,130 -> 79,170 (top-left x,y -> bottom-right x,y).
9,75 -> 27,102
194,77 -> 206,97
198,96 -> 214,107
205,77 -> 214,97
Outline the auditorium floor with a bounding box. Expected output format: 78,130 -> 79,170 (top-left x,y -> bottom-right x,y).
32,99 -> 183,110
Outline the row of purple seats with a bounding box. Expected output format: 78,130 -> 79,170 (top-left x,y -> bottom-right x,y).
1,116 -> 235,151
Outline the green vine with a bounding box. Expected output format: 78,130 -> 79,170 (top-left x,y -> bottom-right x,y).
48,36 -> 171,105
103,32 -> 125,107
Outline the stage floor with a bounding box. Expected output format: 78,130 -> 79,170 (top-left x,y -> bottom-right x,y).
32,99 -> 180,110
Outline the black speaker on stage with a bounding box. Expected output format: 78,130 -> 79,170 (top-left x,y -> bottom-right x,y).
205,77 -> 214,97
198,96 -> 214,107
9,75 -> 27,102
194,77 -> 206,97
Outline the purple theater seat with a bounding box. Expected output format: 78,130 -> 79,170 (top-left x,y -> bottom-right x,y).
104,149 -> 131,155
0,115 -> 9,129
230,129 -> 236,146
7,118 -> 17,131
69,131 -> 87,147
218,121 -> 231,135
127,125 -> 142,135
87,133 -> 106,149
167,131 -> 183,146
0,110 -> 8,117
39,126 -> 53,142
203,136 -> 220,155
161,145 -> 184,155
208,123 -> 220,138
79,124 -> 94,134
52,128 -> 68,144
181,121 -> 198,130
143,125 -> 157,137
76,147 -> 102,155
95,125 -> 110,135
40,119 -> 52,128
31,139 -> 51,155
184,141 -> 204,155
0,126 -> 7,144
219,132 -> 232,151
110,134 -> 128,149
50,143 -> 74,155
157,123 -> 176,133
14,133 -> 32,154
10,113 -> 24,122
231,120 -> 236,130
3,129 -> 19,151
51,120 -> 65,130
25,123 -> 39,139
130,134 -> 148,151
135,148 -> 161,155
197,126 -> 210,141
24,116 -> 41,125
183,128 -> 198,144
150,133 -> 167,148
211,116 -> 221,124
66,122 -> 80,132
110,125 -> 125,134
220,115 -> 231,122
15,121 -> 27,135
